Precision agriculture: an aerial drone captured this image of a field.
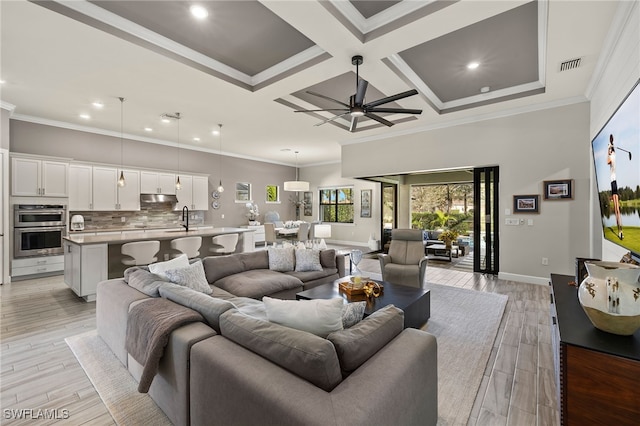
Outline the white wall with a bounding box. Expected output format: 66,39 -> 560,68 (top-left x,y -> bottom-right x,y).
589,1 -> 640,262
342,102 -> 592,284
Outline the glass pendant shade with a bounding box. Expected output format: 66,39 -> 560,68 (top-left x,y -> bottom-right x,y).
176,175 -> 182,190
217,124 -> 224,193
118,170 -> 126,187
217,180 -> 224,193
118,97 -> 126,187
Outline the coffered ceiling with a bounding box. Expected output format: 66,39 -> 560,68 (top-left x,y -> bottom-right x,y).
0,1 -> 620,166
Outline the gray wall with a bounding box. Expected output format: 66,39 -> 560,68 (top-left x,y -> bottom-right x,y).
1,109 -> 10,150
9,120 -> 298,227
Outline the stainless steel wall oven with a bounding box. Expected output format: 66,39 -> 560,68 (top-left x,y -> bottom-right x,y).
14,205 -> 66,258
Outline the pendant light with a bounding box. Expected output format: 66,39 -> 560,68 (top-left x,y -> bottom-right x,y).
284,150 -> 309,191
217,123 -> 224,193
117,97 -> 126,187
175,112 -> 182,190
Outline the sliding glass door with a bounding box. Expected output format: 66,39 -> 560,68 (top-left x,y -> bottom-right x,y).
380,182 -> 397,252
473,167 -> 499,274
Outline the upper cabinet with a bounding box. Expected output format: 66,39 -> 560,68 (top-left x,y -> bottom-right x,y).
175,175 -> 208,211
140,171 -> 176,195
12,156 -> 68,197
92,166 -> 140,211
69,164 -> 93,210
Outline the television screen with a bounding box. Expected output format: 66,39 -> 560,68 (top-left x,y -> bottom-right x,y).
591,79 -> 640,260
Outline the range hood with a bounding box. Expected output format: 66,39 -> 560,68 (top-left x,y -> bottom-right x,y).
140,194 -> 178,204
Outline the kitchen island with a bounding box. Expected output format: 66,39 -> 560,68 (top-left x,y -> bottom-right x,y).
63,227 -> 254,301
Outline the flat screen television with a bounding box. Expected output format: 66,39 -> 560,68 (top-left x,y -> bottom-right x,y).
591,78 -> 640,261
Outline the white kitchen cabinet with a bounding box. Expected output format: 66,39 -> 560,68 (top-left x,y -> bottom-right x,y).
140,171 -> 176,195
91,167 -> 140,211
12,157 -> 68,197
69,164 -> 93,210
12,255 -> 65,277
175,175 -> 209,210
64,240 -> 107,301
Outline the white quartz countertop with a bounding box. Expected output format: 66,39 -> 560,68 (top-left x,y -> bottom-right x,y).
64,227 -> 253,245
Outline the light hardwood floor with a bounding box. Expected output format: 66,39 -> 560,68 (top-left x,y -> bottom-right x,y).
1,264 -> 560,425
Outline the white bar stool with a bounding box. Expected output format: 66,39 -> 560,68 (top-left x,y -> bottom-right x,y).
209,234 -> 239,256
170,236 -> 202,259
121,241 -> 160,266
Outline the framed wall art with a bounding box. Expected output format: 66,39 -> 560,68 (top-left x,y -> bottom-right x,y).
266,185 -> 280,203
513,194 -> 539,213
544,179 -> 573,200
303,191 -> 312,216
235,182 -> 251,203
361,189 -> 372,218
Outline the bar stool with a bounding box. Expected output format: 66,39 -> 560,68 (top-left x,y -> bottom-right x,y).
121,241 -> 160,266
170,236 -> 202,259
209,234 -> 239,256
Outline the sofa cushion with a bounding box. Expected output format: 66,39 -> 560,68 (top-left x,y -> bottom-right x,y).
285,269 -> 336,283
319,249 -> 337,269
219,309 -> 343,392
227,297 -> 268,321
215,269 -> 302,299
164,260 -> 213,295
263,296 -> 344,337
203,255 -> 245,284
294,249 -> 323,272
327,305 -> 404,374
342,301 -> 366,328
124,266 -> 169,297
267,246 -> 295,272
238,250 -> 269,270
159,283 -> 234,333
148,254 -> 190,279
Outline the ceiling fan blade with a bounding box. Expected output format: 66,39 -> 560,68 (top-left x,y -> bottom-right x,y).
365,89 -> 419,108
365,113 -> 394,127
306,91 -> 350,108
349,116 -> 359,132
294,108 -> 349,113
367,107 -> 422,115
314,112 -> 351,126
354,79 -> 368,105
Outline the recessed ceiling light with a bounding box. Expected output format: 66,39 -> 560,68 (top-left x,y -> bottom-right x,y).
212,130 -> 220,135
144,127 -> 153,132
480,86 -> 491,93
0,80 -> 5,84
467,62 -> 480,70
161,118 -> 171,123
190,5 -> 208,19
193,137 -> 200,142
92,101 -> 104,108
79,113 -> 90,120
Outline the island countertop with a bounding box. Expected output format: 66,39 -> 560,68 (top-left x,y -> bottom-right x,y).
63,226 -> 253,245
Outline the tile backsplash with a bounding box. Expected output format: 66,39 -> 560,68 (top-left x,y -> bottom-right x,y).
70,202 -> 205,231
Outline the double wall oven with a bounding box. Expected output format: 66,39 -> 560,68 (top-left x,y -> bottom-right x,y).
14,205 -> 67,258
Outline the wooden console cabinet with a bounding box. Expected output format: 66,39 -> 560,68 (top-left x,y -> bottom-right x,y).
549,274 -> 640,425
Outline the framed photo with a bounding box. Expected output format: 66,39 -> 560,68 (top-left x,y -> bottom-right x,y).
513,194 -> 539,213
360,189 -> 372,218
266,185 -> 280,203
303,191 -> 312,216
544,179 -> 573,200
235,182 -> 251,203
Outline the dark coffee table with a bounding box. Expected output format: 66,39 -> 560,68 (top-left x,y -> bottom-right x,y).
296,277 -> 430,329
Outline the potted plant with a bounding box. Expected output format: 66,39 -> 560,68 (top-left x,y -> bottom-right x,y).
438,229 -> 459,249
245,202 -> 260,225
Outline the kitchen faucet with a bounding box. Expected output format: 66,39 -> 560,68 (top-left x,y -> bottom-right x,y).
182,206 -> 189,231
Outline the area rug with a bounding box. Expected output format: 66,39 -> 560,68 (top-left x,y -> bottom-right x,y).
423,283 -> 508,425
67,285 -> 506,426
65,331 -> 172,425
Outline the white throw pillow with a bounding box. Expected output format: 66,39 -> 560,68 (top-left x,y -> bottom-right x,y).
163,260 -> 212,295
148,254 -> 189,279
263,296 -> 344,337
295,249 -> 323,272
267,246 -> 295,272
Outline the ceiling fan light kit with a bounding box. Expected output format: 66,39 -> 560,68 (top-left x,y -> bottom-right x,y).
295,55 -> 422,132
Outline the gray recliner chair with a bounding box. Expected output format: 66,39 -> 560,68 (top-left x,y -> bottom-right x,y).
378,229 -> 428,288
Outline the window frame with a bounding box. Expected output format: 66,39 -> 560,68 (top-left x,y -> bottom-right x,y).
319,186 -> 354,223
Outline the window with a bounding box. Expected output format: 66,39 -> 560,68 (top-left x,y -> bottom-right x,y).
266,185 -> 280,203
320,187 -> 354,223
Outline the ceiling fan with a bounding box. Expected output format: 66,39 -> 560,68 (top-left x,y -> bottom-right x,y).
295,55 -> 422,132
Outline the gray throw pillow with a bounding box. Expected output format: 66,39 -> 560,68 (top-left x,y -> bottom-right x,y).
159,283 -> 234,333
164,260 -> 213,295
219,309 -> 343,392
327,305 -> 404,373
263,296 -> 344,337
124,266 -> 168,297
294,249 -> 323,272
342,301 -> 366,328
267,246 -> 295,272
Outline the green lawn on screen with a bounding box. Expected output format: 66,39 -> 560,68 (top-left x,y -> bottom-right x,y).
603,226 -> 640,254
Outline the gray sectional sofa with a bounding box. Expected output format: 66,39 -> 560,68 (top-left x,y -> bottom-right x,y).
96,249 -> 438,426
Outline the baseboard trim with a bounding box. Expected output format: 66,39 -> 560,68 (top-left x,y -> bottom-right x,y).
498,272 -> 549,286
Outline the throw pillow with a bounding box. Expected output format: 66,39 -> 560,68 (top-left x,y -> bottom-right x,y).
159,282 -> 235,333
294,249 -> 323,272
327,304 -> 404,373
263,296 -> 344,337
148,254 -> 189,279
341,301 -> 366,328
124,266 -> 168,297
163,260 -> 213,295
267,246 -> 295,272
219,309 -> 342,392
